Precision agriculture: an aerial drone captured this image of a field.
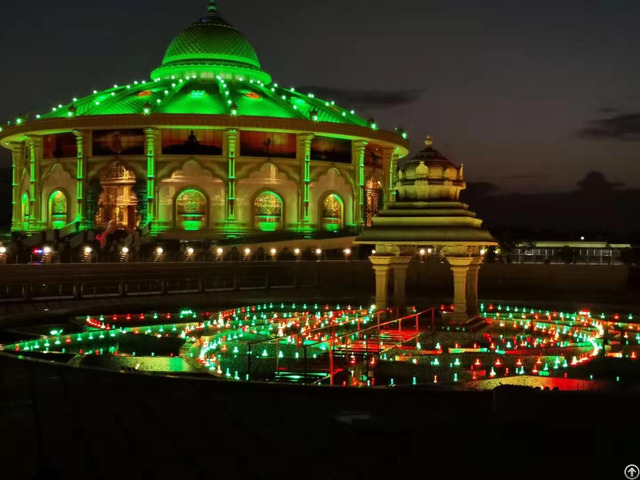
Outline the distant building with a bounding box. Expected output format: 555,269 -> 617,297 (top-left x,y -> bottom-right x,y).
510,241 -> 631,265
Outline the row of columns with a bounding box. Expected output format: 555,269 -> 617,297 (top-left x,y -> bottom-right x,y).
298,133 -> 314,227
370,256 -> 412,312
370,255 -> 483,323
382,147 -> 401,206
8,129 -> 403,234
10,142 -> 24,231
447,256 -> 482,323
353,140 -> 367,227
27,136 -> 42,230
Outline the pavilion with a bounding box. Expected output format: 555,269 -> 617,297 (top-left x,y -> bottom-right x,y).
355,136 -> 497,324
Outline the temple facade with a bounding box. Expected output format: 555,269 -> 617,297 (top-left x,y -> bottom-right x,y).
0,1 -> 408,242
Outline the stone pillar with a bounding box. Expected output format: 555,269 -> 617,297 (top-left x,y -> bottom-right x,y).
224,129 -> 238,221
466,257 -> 483,318
10,142 -> 24,231
370,256 -> 392,312
297,133 -> 314,227
391,256 -> 412,313
371,255 -> 412,312
26,136 -> 42,230
352,140 -> 367,226
73,130 -> 87,225
145,128 -> 159,225
382,147 -> 400,206
446,256 -> 473,323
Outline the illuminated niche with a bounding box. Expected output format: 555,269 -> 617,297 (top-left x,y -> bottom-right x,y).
49,190 -> 68,229
321,193 -> 343,231
253,191 -> 282,231
176,189 -> 208,231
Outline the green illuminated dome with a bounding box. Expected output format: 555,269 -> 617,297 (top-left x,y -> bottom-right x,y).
162,16 -> 260,69
151,2 -> 270,83
19,1 -> 379,129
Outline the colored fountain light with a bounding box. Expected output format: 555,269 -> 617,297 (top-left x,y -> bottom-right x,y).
2,301 -> 638,390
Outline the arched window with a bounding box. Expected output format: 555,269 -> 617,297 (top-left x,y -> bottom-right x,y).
321,194 -> 343,231
21,193 -> 30,230
176,189 -> 208,231
365,177 -> 383,227
253,191 -> 282,231
49,190 -> 68,229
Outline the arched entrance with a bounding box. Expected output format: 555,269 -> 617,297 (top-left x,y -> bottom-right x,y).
95,161 -> 139,230
321,193 -> 343,231
48,190 -> 68,229
365,177 -> 383,227
253,191 -> 282,231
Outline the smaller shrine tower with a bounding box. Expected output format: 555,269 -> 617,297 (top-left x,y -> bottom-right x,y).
355,136 -> 497,324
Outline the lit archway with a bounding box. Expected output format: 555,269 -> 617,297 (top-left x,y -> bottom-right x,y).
321,193 -> 343,231
365,177 -> 383,227
48,190 -> 68,229
176,189 -> 208,231
253,191 -> 282,231
95,161 -> 138,230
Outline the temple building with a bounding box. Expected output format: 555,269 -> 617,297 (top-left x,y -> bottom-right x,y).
356,137 -> 497,323
0,1 -> 408,244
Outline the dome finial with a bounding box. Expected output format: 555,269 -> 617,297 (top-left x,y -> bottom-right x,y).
208,0 -> 218,15
425,135 -> 434,148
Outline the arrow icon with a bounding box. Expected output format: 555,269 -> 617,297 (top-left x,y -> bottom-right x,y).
626,465 -> 639,480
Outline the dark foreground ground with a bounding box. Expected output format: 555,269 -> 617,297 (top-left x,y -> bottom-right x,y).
1,351 -> 638,480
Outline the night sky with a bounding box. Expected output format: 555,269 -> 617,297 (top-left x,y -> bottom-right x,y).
1,0 -> 640,194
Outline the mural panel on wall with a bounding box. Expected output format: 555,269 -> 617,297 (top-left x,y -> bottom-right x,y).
240,131 -> 296,158
43,133 -> 77,159
93,129 -> 145,156
161,129 -> 223,155
365,143 -> 383,167
311,137 -> 351,164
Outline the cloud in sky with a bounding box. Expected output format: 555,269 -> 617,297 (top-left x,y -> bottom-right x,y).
579,112 -> 640,140
296,86 -> 421,110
